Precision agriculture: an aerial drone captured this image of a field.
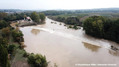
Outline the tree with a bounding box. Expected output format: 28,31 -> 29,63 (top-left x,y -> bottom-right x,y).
27,53 -> 48,67
65,17 -> 81,26
83,16 -> 105,37
30,12 -> 40,23
0,20 -> 9,29
12,29 -> 24,42
0,13 -> 7,20
39,13 -> 45,22
83,16 -> 119,43
2,27 -> 11,37
7,44 -> 16,54
0,44 -> 10,67
0,37 -> 8,47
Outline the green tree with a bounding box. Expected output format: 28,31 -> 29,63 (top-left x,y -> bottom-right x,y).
0,37 -> 8,47
2,27 -> 11,37
0,44 -> 10,67
30,12 -> 40,23
0,13 -> 7,20
83,16 -> 105,37
83,16 -> 119,43
12,29 -> 24,42
39,13 -> 46,22
0,20 -> 9,29
7,44 -> 16,54
27,53 -> 48,67
65,17 -> 81,26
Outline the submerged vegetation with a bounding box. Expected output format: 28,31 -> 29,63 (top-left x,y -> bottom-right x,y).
48,16 -> 81,30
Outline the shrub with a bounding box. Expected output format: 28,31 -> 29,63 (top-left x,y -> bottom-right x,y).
7,44 -> 16,54
27,53 -> 48,67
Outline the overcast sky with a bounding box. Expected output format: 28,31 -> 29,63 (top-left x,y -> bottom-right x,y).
0,0 -> 119,10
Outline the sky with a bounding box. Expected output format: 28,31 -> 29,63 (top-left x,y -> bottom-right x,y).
0,0 -> 119,10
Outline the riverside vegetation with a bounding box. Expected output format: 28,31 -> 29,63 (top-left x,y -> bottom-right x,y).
83,16 -> 119,43
0,12 -> 48,67
44,10 -> 119,43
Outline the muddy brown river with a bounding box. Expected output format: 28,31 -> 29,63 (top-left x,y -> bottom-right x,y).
20,17 -> 119,67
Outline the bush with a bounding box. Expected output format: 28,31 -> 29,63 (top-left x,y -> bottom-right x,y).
27,53 -> 48,67
23,51 -> 29,57
68,25 -> 72,28
73,25 -> 78,30
12,29 -> 24,42
7,44 -> 16,54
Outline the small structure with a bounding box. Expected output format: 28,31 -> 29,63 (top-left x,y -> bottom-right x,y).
18,16 -> 33,24
24,16 -> 33,23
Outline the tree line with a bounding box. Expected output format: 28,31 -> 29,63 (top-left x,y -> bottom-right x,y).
0,12 -> 47,67
83,16 -> 119,43
48,16 -> 82,29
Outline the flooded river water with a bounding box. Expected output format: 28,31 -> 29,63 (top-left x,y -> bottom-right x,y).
20,18 -> 119,67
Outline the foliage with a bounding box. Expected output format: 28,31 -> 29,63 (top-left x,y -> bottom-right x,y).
0,13 -> 7,20
4,13 -> 27,21
83,16 -> 119,43
65,17 -> 82,25
0,44 -> 10,67
30,12 -> 46,24
73,25 -> 78,30
1,27 -> 11,37
7,44 -> 16,54
12,29 -> 24,42
0,37 -> 8,47
23,51 -> 29,57
27,53 -> 48,67
30,12 -> 40,23
68,25 -> 72,28
0,20 -> 9,29
39,13 -> 46,22
49,16 -> 82,27
83,16 -> 105,37
4,14 -> 16,21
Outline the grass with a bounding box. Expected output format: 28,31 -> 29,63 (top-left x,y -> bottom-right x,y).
9,42 -> 27,64
12,48 -> 27,62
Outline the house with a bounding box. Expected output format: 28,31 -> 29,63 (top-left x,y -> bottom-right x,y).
24,16 -> 33,23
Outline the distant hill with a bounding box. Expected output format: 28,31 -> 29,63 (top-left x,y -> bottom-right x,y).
1,8 -> 119,14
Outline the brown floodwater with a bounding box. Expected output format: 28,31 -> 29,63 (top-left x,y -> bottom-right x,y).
20,17 -> 119,67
